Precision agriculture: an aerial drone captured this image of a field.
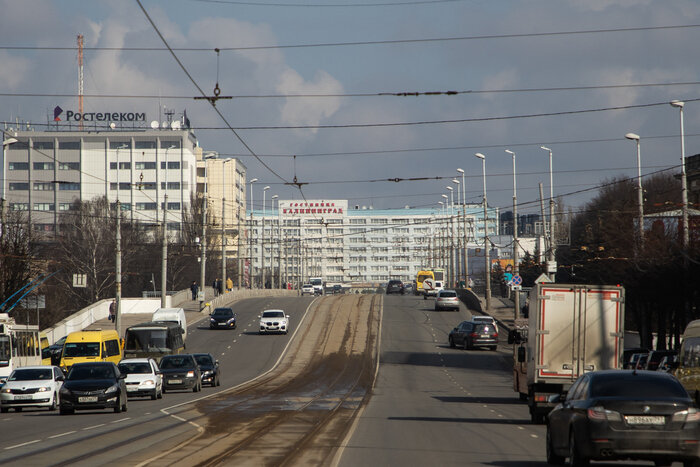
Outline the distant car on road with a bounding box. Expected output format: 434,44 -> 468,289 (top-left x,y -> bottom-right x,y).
59,362 -> 127,415
546,370 -> 700,466
645,349 -> 678,371
435,289 -> 459,311
118,358 -> 163,400
301,284 -> 314,296
193,353 -> 220,387
1,365 -> 64,412
471,316 -> 497,327
449,321 -> 498,350
423,280 -> 444,299
259,309 -> 290,334
386,280 -> 404,295
159,354 -> 201,393
209,307 -> 237,329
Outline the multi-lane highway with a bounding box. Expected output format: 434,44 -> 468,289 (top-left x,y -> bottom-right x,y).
1,292 -> 656,466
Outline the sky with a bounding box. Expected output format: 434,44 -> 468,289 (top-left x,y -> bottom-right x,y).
1,0 -> 699,218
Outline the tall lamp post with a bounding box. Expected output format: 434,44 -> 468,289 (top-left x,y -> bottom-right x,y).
161,145 -> 176,308
262,185 -> 270,288
271,194 -> 278,288
248,178 -> 258,288
475,153 -> 491,311
219,157 -> 234,290
446,185 -> 455,287
540,146 -> 556,277
441,194 -> 448,270
625,133 -> 644,251
452,178 -> 462,285
114,143 -> 129,335
457,167 -> 469,287
670,100 -> 690,250
505,149 -> 519,319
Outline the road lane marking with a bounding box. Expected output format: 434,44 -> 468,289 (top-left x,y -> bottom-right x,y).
49,431 -> 77,439
530,434 -> 538,438
111,417 -> 131,424
83,423 -> 105,431
4,439 -> 40,450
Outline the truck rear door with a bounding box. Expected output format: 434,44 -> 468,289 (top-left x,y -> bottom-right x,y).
580,287 -> 624,373
537,286 -> 577,380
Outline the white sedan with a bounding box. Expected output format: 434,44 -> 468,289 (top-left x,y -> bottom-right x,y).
0,365 -> 64,412
259,309 -> 290,334
118,358 -> 163,400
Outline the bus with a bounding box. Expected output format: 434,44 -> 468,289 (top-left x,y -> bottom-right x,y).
123,322 -> 185,363
0,314 -> 41,383
415,270 -> 434,296
429,268 -> 445,283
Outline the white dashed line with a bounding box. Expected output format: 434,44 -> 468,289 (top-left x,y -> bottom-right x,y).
111,417 -> 131,424
4,439 -> 40,450
49,431 -> 76,439
530,434 -> 539,438
83,424 -> 105,431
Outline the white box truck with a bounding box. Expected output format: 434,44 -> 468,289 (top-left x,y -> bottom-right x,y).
509,283 -> 625,423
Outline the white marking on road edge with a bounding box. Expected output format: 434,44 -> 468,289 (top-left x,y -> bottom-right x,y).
83,423 -> 105,431
530,434 -> 538,438
4,439 -> 40,450
111,417 -> 131,423
517,426 -> 524,430
49,431 -> 77,439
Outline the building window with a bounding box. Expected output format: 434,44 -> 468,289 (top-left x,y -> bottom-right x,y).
349,218 -> 366,224
160,161 -> 180,169
59,141 -> 80,150
33,224 -> 55,232
59,162 -> 80,170
110,162 -> 131,170
9,162 -> 28,170
138,182 -> 157,190
110,182 -> 131,191
59,203 -> 76,211
136,202 -> 157,210
135,162 -> 156,170
135,141 -> 157,149
9,183 -> 29,191
59,183 -> 80,191
33,162 -> 54,170
10,203 -> 29,211
33,182 -> 54,191
371,218 -> 388,224
33,141 -> 54,150
162,202 -> 181,210
33,203 -> 55,211
160,182 -> 181,190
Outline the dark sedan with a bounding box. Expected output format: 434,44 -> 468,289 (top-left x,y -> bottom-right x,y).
547,370 -> 700,466
209,307 -> 237,329
59,362 -> 127,415
194,353 -> 220,387
160,354 -> 201,393
448,321 -> 498,350
385,280 -> 404,295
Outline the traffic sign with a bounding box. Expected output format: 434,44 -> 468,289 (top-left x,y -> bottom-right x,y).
512,274 -> 523,286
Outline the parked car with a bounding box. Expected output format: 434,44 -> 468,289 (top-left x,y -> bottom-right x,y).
259,309 -> 290,334
118,358 -> 163,400
159,354 -> 201,393
209,307 -> 237,330
546,370 -> 700,466
301,284 -> 315,296
658,355 -> 680,373
623,348 -> 648,369
386,280 -> 404,295
0,365 -> 64,412
332,284 -> 343,294
404,283 -> 414,294
449,321 -> 498,350
47,336 -> 67,366
194,353 -> 220,387
435,289 -> 460,311
423,280 -> 444,299
59,362 -> 127,414
646,349 -> 678,371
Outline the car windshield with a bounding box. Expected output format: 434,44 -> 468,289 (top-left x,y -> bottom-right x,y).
194,355 -> 213,366
63,342 -> 100,357
118,362 -> 151,374
125,329 -> 170,352
9,368 -> 53,381
590,374 -> 688,398
160,357 -> 192,369
475,324 -> 495,333
213,309 -> 233,318
68,365 -> 115,380
262,311 -> 285,318
440,291 -> 457,297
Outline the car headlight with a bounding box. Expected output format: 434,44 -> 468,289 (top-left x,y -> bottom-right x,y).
203,370 -> 213,376
186,371 -> 195,378
105,384 -> 119,394
142,379 -> 155,386
1,388 -> 11,394
37,386 -> 51,392
60,387 -> 71,395
227,318 -> 235,324
210,318 -> 216,323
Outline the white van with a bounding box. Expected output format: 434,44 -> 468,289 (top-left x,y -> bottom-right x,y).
152,308 -> 187,341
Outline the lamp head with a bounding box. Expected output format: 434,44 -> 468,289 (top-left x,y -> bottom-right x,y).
505,149 -> 515,155
263,186 -> 270,191
250,178 -> 258,183
670,100 -> 685,108
271,194 -> 279,199
441,194 -> 448,199
2,138 -> 18,146
540,146 -> 551,152
446,186 -> 453,191
452,179 -> 460,184
456,168 -> 464,174
475,153 -> 485,159
625,133 -> 640,141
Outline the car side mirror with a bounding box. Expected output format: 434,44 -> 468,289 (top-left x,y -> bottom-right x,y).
56,375 -> 65,381
548,394 -> 561,403
517,346 -> 526,363
286,315 -> 290,319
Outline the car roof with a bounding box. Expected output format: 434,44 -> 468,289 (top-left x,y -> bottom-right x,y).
119,358 -> 153,364
13,365 -> 58,371
193,352 -> 213,357
262,309 -> 285,313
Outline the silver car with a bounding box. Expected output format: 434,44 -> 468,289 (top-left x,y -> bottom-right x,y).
259,309 -> 290,334
435,289 -> 459,311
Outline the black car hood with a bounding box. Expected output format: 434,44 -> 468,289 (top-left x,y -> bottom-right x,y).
198,364 -> 215,371
211,316 -> 234,322
64,379 -> 116,391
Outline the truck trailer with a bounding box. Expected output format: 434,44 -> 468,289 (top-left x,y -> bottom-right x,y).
509,283 -> 625,423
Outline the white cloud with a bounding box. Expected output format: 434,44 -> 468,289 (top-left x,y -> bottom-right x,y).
276,69 -> 343,134
0,51 -> 31,89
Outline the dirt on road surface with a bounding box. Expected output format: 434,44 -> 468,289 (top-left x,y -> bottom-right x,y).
152,293 -> 382,467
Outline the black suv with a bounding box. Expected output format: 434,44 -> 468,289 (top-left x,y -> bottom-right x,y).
386,280 -> 404,295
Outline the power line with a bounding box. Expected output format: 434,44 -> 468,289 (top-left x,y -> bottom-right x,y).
193,0 -> 466,7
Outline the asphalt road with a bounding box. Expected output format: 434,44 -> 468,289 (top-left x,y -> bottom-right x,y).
0,295 -> 314,466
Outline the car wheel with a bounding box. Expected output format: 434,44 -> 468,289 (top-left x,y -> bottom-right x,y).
449,337 -> 455,348
15,407 -> 22,412
193,383 -> 199,392
568,431 -> 589,466
0,407 -> 8,413
122,399 -> 128,412
463,339 -> 470,350
162,387 -> 166,394
546,426 -> 565,465
49,393 -> 57,411
151,390 -> 157,400
423,295 -> 426,300
490,346 -> 498,351
59,407 -> 73,415
114,401 -> 122,413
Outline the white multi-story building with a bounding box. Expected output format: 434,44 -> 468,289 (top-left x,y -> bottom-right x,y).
2,128 -> 199,236
248,199 -> 499,288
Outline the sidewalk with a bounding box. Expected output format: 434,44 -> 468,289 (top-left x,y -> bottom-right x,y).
483,297 -> 518,332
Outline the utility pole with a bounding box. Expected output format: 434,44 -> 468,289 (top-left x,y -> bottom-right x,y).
506,149 -> 519,319
115,200 -> 122,336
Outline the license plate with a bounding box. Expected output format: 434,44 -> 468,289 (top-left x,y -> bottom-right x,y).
481,334 -> 490,338
126,386 -> 138,392
625,415 -> 665,425
168,379 -> 182,384
78,396 -> 98,403
218,323 -> 228,326
14,394 -> 32,400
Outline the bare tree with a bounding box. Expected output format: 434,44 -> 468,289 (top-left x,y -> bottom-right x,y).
0,210 -> 39,315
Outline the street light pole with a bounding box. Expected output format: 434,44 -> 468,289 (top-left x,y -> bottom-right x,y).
541,146 -> 556,275
248,178 -> 258,288
505,149 -> 519,319
625,133 -> 644,251
475,153 -> 491,311
262,185 -> 270,289
161,145 -> 176,308
457,167 -> 469,287
452,178 -> 462,285
220,158 -> 233,291
271,194 -> 278,288
670,100 -> 689,250
447,185 -> 455,287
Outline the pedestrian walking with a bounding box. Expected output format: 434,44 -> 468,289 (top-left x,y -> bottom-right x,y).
191,281 -> 199,300
109,300 -> 116,323
218,279 -> 223,295
226,277 -> 233,292
212,278 -> 219,297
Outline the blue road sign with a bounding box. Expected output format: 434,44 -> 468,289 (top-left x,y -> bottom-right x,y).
512,274 -> 523,286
